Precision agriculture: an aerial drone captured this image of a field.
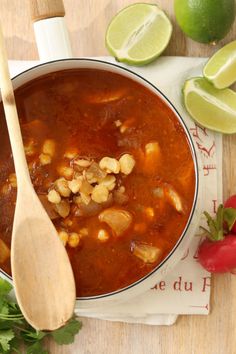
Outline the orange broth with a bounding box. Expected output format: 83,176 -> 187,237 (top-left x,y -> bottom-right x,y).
0,69 -> 195,297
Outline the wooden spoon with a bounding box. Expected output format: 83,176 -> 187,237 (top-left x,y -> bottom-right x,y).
0,25 -> 76,330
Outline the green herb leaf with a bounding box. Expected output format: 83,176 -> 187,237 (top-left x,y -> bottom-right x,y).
21,328 -> 46,343
51,318 -> 82,345
9,336 -> 22,354
223,207 -> 236,231
0,329 -> 14,352
0,279 -> 82,352
0,279 -> 12,297
26,341 -> 49,354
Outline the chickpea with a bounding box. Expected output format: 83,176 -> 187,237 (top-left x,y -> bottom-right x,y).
47,189 -> 61,204
119,154 -> 135,175
68,232 -> 80,248
99,157 -> 120,174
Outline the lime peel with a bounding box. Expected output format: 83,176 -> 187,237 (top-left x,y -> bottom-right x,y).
105,3 -> 172,66
203,40 -> 236,89
183,77 -> 236,134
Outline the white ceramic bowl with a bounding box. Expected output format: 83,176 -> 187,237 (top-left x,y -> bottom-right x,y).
0,58 -> 202,313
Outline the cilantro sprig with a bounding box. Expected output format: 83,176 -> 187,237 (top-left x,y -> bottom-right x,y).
0,278 -> 82,354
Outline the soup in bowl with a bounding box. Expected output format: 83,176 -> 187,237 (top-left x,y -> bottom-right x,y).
0,59 -> 200,310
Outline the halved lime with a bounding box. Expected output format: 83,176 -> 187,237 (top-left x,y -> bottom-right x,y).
183,77 -> 236,134
105,3 -> 172,66
203,41 -> 236,89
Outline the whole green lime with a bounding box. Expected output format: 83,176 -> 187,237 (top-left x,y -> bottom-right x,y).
174,0 -> 235,44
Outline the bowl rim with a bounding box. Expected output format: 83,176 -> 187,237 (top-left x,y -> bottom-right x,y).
0,58 -> 199,301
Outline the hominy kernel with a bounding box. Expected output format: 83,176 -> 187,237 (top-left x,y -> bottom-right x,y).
47,189 -> 61,204
54,200 -> 70,218
68,178 -> 82,194
97,229 -> 110,242
145,207 -> 155,220
68,232 -> 80,248
79,228 -> 89,237
55,178 -> 71,197
99,157 -> 120,174
91,185 -> 109,203
119,154 -> 135,175
145,142 -> 160,155
64,149 -> 79,159
99,175 -> 116,191
74,159 -> 92,168
57,165 -> 74,179
58,230 -> 69,246
39,153 -> 52,165
42,139 -> 56,157
1,183 -> 10,195
8,173 -> 17,188
114,120 -> 122,127
24,139 -> 36,156
80,192 -> 91,205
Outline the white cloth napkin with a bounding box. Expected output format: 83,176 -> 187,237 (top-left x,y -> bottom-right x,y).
8,57 -> 222,326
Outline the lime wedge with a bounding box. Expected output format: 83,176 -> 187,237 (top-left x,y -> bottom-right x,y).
105,3 -> 172,66
183,77 -> 236,134
203,41 -> 236,89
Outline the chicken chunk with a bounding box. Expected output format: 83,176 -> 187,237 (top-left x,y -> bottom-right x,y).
131,241 -> 161,264
165,185 -> 183,213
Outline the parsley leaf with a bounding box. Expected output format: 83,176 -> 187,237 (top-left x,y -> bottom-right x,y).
0,279 -> 82,353
26,341 -> 49,354
0,329 -> 14,352
0,279 -> 12,297
51,318 -> 82,345
21,328 -> 46,343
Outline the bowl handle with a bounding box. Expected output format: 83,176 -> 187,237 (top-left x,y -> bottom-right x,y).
30,0 -> 73,61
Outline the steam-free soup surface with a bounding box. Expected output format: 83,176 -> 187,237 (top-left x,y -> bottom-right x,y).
0,69 -> 195,297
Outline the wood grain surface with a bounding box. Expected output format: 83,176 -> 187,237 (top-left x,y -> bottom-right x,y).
0,1 -> 236,353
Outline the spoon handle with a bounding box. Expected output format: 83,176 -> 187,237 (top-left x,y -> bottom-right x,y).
30,0 -> 65,22
0,24 -> 31,185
